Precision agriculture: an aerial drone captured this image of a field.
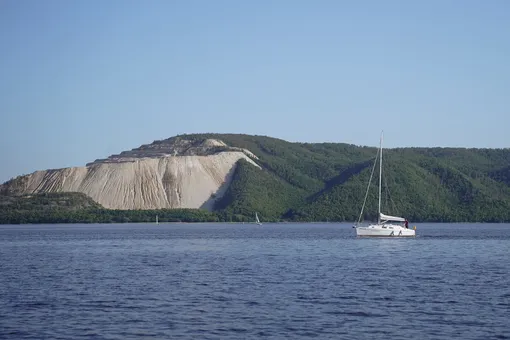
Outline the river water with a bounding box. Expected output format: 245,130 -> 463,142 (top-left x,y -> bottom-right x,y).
1,223 -> 509,339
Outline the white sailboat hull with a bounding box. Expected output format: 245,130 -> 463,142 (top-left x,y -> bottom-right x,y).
355,224 -> 415,237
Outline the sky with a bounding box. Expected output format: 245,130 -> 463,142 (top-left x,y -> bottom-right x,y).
0,0 -> 509,182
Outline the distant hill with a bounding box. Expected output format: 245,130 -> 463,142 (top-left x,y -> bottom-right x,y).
1,133 -> 510,223
0,137 -> 259,210
0,192 -> 101,211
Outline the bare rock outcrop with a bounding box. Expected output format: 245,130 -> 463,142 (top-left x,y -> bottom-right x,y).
1,138 -> 260,210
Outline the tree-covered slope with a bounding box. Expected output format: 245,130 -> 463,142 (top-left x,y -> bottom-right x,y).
0,191 -> 101,209
214,159 -> 306,221
0,192 -> 221,224
172,133 -> 510,222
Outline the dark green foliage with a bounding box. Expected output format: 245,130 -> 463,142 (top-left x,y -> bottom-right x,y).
214,159 -> 305,221
0,193 -> 220,224
489,165 -> 510,186
0,192 -> 102,210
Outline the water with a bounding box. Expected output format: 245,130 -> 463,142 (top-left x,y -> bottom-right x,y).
1,223 -> 509,339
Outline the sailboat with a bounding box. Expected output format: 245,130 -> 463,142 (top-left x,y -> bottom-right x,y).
156,215 -> 159,225
255,212 -> 262,226
354,131 -> 416,237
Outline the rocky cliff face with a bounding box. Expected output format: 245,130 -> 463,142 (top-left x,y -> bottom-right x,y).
0,138 -> 260,210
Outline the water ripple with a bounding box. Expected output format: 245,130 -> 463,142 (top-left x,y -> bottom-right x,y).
1,223 -> 509,339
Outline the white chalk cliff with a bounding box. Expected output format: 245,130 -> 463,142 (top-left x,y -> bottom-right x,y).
0,137 -> 260,210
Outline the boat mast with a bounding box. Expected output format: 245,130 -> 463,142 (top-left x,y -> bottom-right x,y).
378,131 -> 383,224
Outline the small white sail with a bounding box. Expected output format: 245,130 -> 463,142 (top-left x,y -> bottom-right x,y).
380,213 -> 405,222
255,212 -> 262,225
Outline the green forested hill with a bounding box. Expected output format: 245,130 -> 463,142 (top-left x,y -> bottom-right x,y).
1,133 -> 510,223
174,133 -> 510,222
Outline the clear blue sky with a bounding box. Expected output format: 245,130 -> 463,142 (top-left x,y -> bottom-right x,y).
1,0 -> 509,182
